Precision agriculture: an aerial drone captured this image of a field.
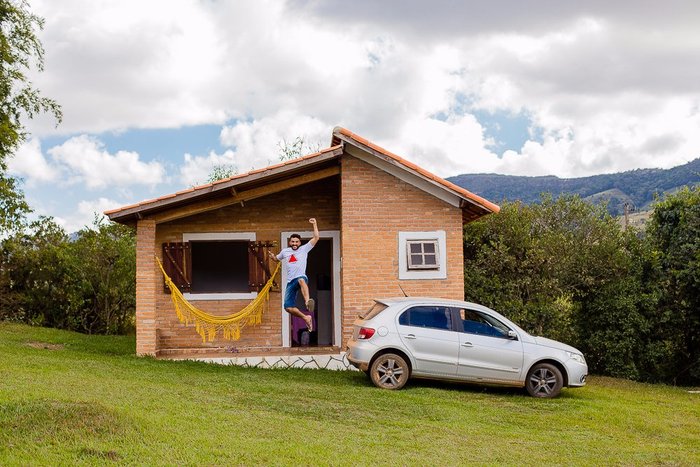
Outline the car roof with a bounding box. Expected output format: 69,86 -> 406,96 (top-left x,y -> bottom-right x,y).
374,297 -> 482,308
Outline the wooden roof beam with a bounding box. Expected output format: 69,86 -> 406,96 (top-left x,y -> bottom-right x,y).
152,165 -> 340,224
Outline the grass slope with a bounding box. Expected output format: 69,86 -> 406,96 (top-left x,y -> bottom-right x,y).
1,323 -> 699,465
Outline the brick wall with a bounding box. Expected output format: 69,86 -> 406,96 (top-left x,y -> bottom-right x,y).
340,156 -> 465,346
135,219 -> 157,355
148,178 -> 340,353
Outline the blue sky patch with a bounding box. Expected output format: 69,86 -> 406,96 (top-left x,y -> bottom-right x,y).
472,109 -> 542,155
42,124 -> 227,163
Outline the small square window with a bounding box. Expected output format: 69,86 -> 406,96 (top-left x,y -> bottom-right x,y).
406,240 -> 440,270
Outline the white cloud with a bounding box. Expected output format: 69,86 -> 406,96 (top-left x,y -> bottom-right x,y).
179,111 -> 329,186
179,150 -> 238,188
21,0 -> 700,187
7,139 -> 59,185
221,111 -> 329,159
47,135 -> 165,189
376,115 -> 497,177
29,0 -> 227,134
53,197 -> 122,233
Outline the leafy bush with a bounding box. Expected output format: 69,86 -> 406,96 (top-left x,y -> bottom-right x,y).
464,191 -> 700,385
646,186 -> 700,384
0,217 -> 135,334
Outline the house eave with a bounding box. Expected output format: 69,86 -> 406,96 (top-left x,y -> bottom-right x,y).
331,127 -> 500,222
106,127 -> 501,225
106,146 -> 344,224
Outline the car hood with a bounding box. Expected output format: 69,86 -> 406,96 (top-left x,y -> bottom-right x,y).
533,336 -> 581,354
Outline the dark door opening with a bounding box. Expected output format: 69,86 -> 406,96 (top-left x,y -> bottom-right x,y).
291,238 -> 333,347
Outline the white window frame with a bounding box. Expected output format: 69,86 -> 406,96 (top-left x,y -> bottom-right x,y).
398,231 -> 447,280
182,232 -> 257,301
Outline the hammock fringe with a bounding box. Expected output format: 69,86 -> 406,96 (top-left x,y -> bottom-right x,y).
155,256 -> 280,343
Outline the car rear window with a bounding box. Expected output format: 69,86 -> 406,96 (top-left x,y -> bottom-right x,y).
360,302 -> 388,320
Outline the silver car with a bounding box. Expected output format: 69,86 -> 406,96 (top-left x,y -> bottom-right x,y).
346,297 -> 588,398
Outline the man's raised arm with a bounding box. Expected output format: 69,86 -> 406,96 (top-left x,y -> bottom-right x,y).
309,218 -> 320,246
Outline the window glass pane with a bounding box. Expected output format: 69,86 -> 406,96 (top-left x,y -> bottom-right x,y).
423,242 -> 435,253
459,308 -> 510,338
410,254 -> 423,265
401,306 -> 452,330
191,241 -> 248,293
409,243 -> 422,253
424,254 -> 437,265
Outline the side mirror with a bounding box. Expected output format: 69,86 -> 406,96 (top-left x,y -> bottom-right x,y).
507,330 -> 518,340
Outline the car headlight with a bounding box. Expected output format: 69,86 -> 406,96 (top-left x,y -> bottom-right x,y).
566,351 -> 586,364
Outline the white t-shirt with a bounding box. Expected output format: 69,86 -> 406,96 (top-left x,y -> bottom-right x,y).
277,241 -> 314,282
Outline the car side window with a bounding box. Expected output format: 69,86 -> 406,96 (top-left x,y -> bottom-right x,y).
399,306 -> 453,331
458,308 -> 511,338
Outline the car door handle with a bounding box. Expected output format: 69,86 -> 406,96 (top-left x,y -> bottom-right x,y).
461,342 -> 473,347
405,334 -> 417,339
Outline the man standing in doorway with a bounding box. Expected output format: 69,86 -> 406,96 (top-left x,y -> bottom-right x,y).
268,218 -> 319,332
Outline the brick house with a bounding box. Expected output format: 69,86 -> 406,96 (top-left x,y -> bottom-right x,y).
106,127 -> 499,366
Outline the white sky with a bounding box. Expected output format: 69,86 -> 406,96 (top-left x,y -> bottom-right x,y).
7,0 -> 700,232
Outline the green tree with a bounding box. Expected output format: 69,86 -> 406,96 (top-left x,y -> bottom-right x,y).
646,186 -> 700,384
0,173 -> 30,232
1,0 -> 61,232
206,163 -> 237,183
277,136 -> 321,161
0,216 -> 76,327
0,216 -> 136,334
463,195 -> 653,378
1,0 -> 61,168
68,217 -> 136,334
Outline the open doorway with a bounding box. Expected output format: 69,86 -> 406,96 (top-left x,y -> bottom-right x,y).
290,238 -> 333,347
280,231 -> 340,348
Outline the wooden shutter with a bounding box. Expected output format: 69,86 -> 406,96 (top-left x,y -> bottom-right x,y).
248,241 -> 277,292
162,242 -> 192,293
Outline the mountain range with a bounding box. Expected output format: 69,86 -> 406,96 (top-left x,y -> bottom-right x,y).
447,158 -> 700,217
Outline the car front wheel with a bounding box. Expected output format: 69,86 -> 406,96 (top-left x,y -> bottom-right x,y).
370,353 -> 409,390
526,363 -> 563,398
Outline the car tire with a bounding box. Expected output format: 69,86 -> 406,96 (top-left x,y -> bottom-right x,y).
526,363 -> 563,398
370,353 -> 409,390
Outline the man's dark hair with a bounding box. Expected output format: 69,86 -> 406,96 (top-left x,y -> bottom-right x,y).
289,234 -> 302,241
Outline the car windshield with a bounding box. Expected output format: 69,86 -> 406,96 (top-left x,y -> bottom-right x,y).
360,302 -> 388,320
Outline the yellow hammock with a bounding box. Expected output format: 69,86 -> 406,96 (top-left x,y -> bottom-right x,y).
155,256 -> 281,343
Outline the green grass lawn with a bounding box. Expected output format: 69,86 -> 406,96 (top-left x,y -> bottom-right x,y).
1,322 -> 699,466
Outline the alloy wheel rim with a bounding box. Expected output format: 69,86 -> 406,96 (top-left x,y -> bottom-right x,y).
529,368 -> 557,395
377,358 -> 404,387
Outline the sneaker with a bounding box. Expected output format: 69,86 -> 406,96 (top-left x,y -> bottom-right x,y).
306,298 -> 315,313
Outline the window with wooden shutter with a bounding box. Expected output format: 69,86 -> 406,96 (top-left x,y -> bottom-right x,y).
162,237 -> 277,296
248,241 -> 278,292
162,242 -> 192,292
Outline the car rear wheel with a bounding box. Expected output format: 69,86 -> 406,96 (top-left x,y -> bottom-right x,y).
526,363 -> 563,398
370,353 -> 409,390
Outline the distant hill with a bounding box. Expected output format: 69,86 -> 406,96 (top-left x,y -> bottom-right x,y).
447,158 -> 700,217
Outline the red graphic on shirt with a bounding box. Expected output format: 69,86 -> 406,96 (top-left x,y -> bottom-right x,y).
289,254 -> 297,263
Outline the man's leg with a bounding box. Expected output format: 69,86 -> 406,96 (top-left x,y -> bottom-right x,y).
284,279 -> 313,332
297,277 -> 315,313
285,306 -> 313,332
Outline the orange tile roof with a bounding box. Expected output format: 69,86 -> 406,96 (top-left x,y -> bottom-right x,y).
104,144 -> 343,216
105,127 -> 499,219
332,127 -> 500,214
